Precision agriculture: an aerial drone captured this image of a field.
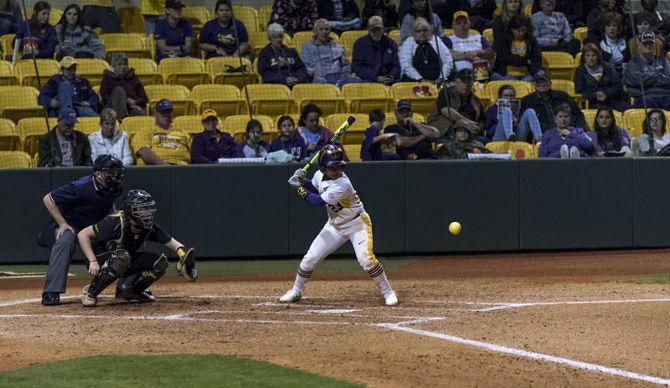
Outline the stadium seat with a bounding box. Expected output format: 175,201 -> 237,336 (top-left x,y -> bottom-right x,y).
15,59 -> 59,89
144,84 -> 193,115
233,5 -> 259,32
74,58 -> 109,86
26,7 -> 62,25
0,119 -> 19,151
549,79 -> 582,106
173,115 -> 209,136
128,58 -> 162,85
485,141 -> 509,154
159,57 -> 209,89
482,28 -> 493,44
533,141 -> 541,157
524,3 -> 532,16
444,28 -> 480,36
192,84 -> 245,116
292,84 -> 343,115
18,117 -> 57,157
224,114 -> 276,143
541,51 -> 574,81
120,115 -> 156,136
339,30 -> 368,59
623,109 -> 670,138
341,83 -> 393,113
75,117 -> 103,135
508,141 -> 534,159
582,109 -> 623,130
388,29 -> 401,44
181,6 -> 210,32
243,84 -> 293,115
248,30 -> 291,56
207,57 -> 259,88
390,82 -> 438,116
100,33 -> 151,60
484,80 -> 532,101
0,60 -> 15,85
324,113 -> 368,145
343,144 -> 362,162
0,86 -> 43,123
291,31 -> 338,54
573,27 -> 588,47
0,151 -> 32,168
258,5 -> 272,31
118,7 -> 146,34
0,34 -> 14,61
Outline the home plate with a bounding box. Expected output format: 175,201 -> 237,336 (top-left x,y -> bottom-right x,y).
307,309 -> 358,314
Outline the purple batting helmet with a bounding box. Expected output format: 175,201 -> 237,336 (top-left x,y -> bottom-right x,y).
318,144 -> 346,169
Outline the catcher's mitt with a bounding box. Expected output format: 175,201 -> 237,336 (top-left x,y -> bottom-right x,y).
176,247 -> 198,282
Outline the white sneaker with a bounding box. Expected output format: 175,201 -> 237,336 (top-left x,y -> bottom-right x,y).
81,285 -> 97,307
385,292 -> 398,306
279,289 -> 302,303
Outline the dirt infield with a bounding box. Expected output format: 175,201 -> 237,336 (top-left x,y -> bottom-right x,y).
1,250 -> 670,387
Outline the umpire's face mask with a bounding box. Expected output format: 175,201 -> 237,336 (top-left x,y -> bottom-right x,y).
97,167 -> 123,190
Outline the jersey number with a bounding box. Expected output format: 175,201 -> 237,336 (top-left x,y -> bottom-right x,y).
327,203 -> 344,213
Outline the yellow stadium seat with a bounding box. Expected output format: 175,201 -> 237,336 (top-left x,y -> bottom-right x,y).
485,141 -> 509,154
342,83 -> 393,113
388,29 -> 400,44
158,57 -> 208,88
233,5 -> 259,32
0,60 -> 15,85
508,141 -> 534,159
147,34 -> 156,60
207,57 -> 259,88
542,51 -> 574,81
524,3 -> 532,16
444,29 -> 480,36
144,84 -> 193,115
324,113 -> 368,144
18,117 -> 57,157
549,79 -> 582,106
582,109 -> 623,130
292,84 -> 343,115
484,80 -> 532,100
74,58 -> 109,86
291,31 -> 338,54
340,30 -> 368,58
120,115 -> 156,136
118,6 -> 146,34
482,28 -> 493,44
192,84 -> 245,116
224,114 -> 276,143
0,151 -> 32,168
0,86 -> 43,123
343,144 -> 362,162
100,33 -> 150,60
15,59 -> 59,89
1,34 -> 14,61
25,7 -> 62,26
622,109 -> 670,138
248,30 -> 291,56
181,6 -> 210,31
573,27 -> 588,46
128,58 -> 162,85
390,82 -> 438,116
173,115 -> 209,136
0,119 -> 19,151
258,5 -> 272,31
75,117 -> 103,135
243,84 -> 293,116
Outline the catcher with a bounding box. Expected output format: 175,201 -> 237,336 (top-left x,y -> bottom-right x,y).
77,189 -> 197,307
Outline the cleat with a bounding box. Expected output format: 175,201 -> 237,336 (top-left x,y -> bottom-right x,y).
41,292 -> 60,306
385,292 -> 398,306
81,285 -> 97,307
116,288 -> 155,303
279,290 -> 302,303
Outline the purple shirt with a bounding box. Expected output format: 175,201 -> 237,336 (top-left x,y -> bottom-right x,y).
539,127 -> 596,158
361,125 -> 400,161
190,130 -> 236,164
15,21 -> 56,59
154,18 -> 194,63
199,18 -> 248,58
269,134 -> 307,161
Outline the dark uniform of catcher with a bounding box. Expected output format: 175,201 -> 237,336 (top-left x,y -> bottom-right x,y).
77,189 -> 197,307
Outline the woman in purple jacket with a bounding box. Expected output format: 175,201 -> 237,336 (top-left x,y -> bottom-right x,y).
257,23 -> 309,87
539,104 -> 596,158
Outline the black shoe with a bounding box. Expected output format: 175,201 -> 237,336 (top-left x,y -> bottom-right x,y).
115,288 -> 155,303
41,292 -> 60,306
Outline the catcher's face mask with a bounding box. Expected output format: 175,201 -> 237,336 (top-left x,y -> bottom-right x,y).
130,201 -> 157,229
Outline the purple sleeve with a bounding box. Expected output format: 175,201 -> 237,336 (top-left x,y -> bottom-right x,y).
83,78 -> 98,109
360,126 -> 378,161
237,20 -> 249,43
569,128 -> 595,152
222,133 -> 237,157
198,21 -> 213,44
190,134 -> 212,164
258,46 -> 287,84
153,21 -> 166,40
481,37 -> 491,49
538,130 -> 556,158
39,26 -> 57,59
305,191 -> 327,206
442,36 -> 453,49
303,179 -> 317,193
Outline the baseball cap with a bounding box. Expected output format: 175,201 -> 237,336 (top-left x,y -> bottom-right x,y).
59,56 -> 76,68
395,99 -> 412,111
640,31 -> 656,44
453,10 -> 469,22
456,68 -> 474,82
534,69 -> 551,82
165,0 -> 184,9
58,107 -> 78,125
368,15 -> 384,29
155,98 -> 173,113
201,109 -> 218,121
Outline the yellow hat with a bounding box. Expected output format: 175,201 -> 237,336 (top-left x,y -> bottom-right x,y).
453,11 -> 469,21
59,56 -> 77,68
201,109 -> 218,121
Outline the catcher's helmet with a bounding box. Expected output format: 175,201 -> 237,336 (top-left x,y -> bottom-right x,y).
123,189 -> 157,229
318,144 -> 346,169
93,155 -> 124,190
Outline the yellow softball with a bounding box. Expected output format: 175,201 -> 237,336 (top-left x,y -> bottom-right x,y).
449,222 -> 462,236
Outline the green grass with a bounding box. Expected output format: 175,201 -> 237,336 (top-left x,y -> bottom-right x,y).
629,272 -> 670,284
0,257 -> 415,278
0,354 -> 362,388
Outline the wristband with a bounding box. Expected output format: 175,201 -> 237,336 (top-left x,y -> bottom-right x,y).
177,246 -> 186,258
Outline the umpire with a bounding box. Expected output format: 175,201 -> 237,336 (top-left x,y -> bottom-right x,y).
38,155 -> 124,306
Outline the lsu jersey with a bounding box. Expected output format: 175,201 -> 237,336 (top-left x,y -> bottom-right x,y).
311,170 -> 365,227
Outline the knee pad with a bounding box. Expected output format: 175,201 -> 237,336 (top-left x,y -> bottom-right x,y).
153,254 -> 168,276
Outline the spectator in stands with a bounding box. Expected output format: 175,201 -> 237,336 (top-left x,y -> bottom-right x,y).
629,12 -> 665,58
361,109 -> 400,161
154,0 -> 193,64
236,119 -> 270,158
437,124 -> 489,159
385,99 -> 439,159
82,0 -> 121,33
14,1 -> 56,60
400,0 -> 442,43
300,19 -> 362,87
199,0 -> 250,60
399,18 -> 453,83
100,52 -> 148,119
132,99 -> 190,165
598,12 -> 630,75
0,0 -> 22,35
491,15 -> 541,81
586,0 -> 619,44
635,0 -> 670,37
88,108 -> 133,165
270,115 -> 307,161
443,11 -> 494,76
531,0 -> 581,56
351,16 -> 400,85
531,0 -> 585,28
39,57 -> 99,118
492,0 -> 526,47
317,0 -> 361,32
141,0 -> 163,34
624,32 -> 670,110
258,23 -> 309,86
485,84 -> 543,142
429,69 -> 484,139
55,4 -> 105,60
361,0 -> 398,29
574,43 -> 630,112
190,109 -> 236,164
631,109 -> 670,156
38,107 -> 92,167
520,70 -> 587,134
298,103 -> 335,159
270,0 -> 319,35
439,0 -> 497,31
592,107 -> 631,155
539,104 -> 596,158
